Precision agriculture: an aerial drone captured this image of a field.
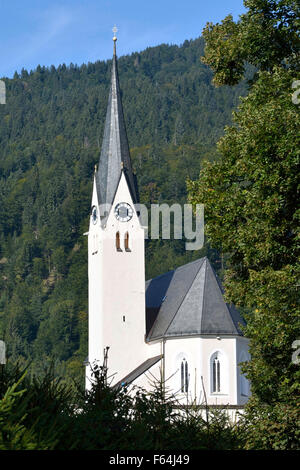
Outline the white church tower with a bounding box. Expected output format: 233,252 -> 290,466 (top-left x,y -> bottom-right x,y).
86,33 -> 149,387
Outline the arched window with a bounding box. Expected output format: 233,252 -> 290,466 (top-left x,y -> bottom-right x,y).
210,351 -> 227,395
116,232 -> 122,251
181,358 -> 189,393
212,356 -> 221,393
124,232 -> 130,251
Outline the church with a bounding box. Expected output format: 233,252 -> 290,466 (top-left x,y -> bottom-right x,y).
85,33 -> 250,408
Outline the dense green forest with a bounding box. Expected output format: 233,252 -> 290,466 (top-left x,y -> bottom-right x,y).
0,37 -> 249,383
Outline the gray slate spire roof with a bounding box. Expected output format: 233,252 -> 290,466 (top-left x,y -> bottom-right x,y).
96,39 -> 139,208
146,257 -> 245,341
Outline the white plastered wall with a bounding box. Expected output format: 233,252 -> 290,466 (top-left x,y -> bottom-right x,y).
201,336 -> 238,405
163,337 -> 201,405
159,336 -> 245,406
236,337 -> 251,405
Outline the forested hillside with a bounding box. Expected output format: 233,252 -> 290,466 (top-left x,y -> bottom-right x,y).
0,37 -> 249,383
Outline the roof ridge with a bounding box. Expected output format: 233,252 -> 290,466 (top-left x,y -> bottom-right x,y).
146,257 -> 206,284
164,257 -> 205,336
204,260 -> 239,335
200,258 -> 207,333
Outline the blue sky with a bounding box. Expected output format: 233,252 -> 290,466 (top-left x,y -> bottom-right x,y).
0,0 -> 246,78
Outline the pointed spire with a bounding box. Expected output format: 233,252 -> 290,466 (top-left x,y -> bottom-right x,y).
113,25 -> 117,57
97,31 -> 139,209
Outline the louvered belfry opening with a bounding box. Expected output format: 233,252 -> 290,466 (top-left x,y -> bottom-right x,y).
213,356 -> 221,393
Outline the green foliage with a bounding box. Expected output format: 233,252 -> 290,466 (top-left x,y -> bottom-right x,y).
202,0 -> 300,86
0,365 -> 73,449
0,376 -> 39,450
241,397 -> 300,449
188,0 -> 300,450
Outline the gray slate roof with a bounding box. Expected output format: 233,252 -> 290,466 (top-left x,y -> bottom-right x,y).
146,257 -> 245,341
96,41 -> 139,213
114,355 -> 162,389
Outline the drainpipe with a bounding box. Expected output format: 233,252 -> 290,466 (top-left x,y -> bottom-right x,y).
162,338 -> 166,398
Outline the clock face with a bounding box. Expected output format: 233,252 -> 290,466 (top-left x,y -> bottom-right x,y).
114,202 -> 133,222
91,205 -> 98,224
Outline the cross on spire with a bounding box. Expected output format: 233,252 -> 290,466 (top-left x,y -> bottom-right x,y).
112,25 -> 118,40
112,25 -> 118,56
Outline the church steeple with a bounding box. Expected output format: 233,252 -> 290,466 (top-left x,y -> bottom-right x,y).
96,31 -> 139,211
